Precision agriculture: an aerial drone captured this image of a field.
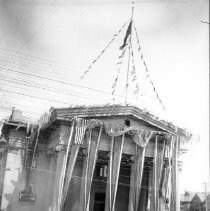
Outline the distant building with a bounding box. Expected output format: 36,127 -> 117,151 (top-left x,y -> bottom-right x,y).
180,191 -> 210,211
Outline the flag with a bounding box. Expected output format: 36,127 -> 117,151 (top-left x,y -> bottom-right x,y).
74,118 -> 89,144
120,21 -> 132,50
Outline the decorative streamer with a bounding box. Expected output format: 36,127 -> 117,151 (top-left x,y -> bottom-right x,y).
60,121 -> 76,210
130,44 -> 140,97
80,20 -> 129,80
27,126 -> 40,193
74,118 -> 89,144
133,24 -> 165,110
111,46 -> 128,96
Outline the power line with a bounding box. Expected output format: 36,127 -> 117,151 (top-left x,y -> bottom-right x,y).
16,0 -> 68,52
0,50 -> 108,81
0,160 -> 154,190
0,76 -> 104,103
0,88 -> 73,106
0,54 -> 80,77
0,47 -> 83,70
0,77 -> 158,116
0,74 -> 154,114
0,66 -> 113,96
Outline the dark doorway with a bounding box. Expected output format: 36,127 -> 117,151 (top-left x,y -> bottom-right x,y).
93,192 -> 105,211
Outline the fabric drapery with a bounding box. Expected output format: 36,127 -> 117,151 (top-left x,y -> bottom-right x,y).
58,121 -> 75,211
157,140 -> 166,211
74,118 -> 89,144
80,126 -> 103,211
56,117 -> 176,211
105,135 -> 125,211
128,131 -> 154,211
129,146 -> 146,211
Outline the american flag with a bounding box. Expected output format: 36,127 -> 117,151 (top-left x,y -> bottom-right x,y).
74,118 -> 89,144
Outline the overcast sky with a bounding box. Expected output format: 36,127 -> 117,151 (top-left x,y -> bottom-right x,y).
0,0 -> 209,193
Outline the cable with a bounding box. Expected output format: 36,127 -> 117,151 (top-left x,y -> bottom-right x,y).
16,0 -> 68,52
80,19 -> 130,80
0,51 -> 109,81
0,160 -> 162,190
0,47 -> 83,70
0,76 -> 105,103
0,66 -> 114,96
133,24 -> 165,110
0,88 -> 72,106
0,100 -> 52,117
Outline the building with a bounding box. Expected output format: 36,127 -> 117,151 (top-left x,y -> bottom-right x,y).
0,105 -> 191,211
180,191 -> 210,211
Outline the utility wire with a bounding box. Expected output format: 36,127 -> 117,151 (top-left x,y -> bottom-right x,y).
0,66 -> 114,96
0,51 -> 109,81
0,47 -> 83,70
16,0 -> 68,52
0,76 -> 104,103
0,74 -> 152,107
0,88 -> 73,106
0,159 -> 163,190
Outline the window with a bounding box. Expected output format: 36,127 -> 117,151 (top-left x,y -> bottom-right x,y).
96,165 -> 108,179
94,192 -> 105,211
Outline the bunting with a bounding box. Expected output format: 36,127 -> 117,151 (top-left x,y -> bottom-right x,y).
80,20 -> 129,80
133,24 -> 165,110
111,45 -> 128,96
130,45 -> 140,97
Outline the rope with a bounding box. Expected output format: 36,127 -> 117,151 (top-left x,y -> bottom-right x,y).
130,42 -> 140,98
111,44 -> 129,98
133,24 -> 165,110
80,20 -> 130,80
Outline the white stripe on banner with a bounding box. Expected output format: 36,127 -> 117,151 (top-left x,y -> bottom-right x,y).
74,118 -> 88,144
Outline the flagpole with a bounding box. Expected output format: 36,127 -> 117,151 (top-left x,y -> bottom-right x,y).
125,1 -> 134,105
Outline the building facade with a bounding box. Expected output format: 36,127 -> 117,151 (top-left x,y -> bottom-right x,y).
0,106 -> 190,211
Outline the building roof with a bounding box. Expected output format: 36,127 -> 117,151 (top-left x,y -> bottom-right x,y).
48,105 -> 191,138
180,191 -> 206,203
0,105 -> 191,141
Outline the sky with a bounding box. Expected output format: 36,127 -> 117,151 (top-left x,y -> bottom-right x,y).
0,0 -> 209,193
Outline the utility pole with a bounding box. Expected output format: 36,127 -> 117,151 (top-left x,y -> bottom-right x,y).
125,1 -> 134,106
204,182 -> 209,211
